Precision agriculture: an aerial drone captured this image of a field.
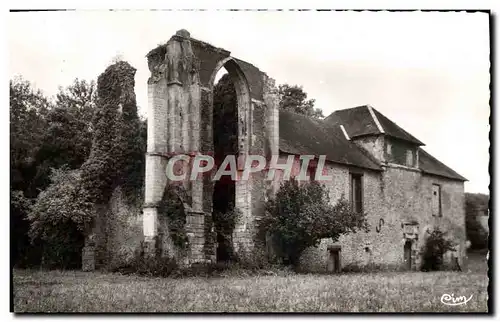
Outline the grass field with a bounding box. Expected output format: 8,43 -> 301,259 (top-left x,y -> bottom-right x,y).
13,263 -> 488,313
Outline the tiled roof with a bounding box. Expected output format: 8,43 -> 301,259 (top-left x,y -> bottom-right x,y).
325,105 -> 424,145
282,105 -> 466,182
279,110 -> 381,171
418,149 -> 467,181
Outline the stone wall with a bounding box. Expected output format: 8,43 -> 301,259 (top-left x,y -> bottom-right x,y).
298,161 -> 466,272
105,186 -> 143,269
352,135 -> 386,163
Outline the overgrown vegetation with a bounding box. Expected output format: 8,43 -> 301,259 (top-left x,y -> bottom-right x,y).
157,187 -> 188,249
10,77 -> 96,267
28,168 -> 93,269
465,192 -> 489,250
10,62 -> 146,269
261,178 -> 369,268
420,227 -> 456,271
11,67 -> 324,271
80,61 -> 143,205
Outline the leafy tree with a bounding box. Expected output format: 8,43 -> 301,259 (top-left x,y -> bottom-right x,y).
56,78 -> 96,123
11,190 -> 35,267
28,168 -> 94,269
465,192 -> 489,250
278,84 -> 324,119
261,179 -> 369,268
420,227 -> 456,271
10,77 -> 52,196
31,79 -> 97,193
10,71 -> 144,268
10,78 -> 53,266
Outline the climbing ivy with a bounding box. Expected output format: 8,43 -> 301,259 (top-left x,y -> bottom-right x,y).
158,187 -> 188,249
80,61 -> 145,206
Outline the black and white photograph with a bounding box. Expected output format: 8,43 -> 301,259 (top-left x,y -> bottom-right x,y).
8,6 -> 491,313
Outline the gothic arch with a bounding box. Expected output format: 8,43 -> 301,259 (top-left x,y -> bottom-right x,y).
143,29 -> 279,264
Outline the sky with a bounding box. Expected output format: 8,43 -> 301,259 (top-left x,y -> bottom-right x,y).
8,10 -> 490,193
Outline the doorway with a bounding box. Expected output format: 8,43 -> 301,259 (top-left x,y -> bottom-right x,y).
404,240 -> 412,270
327,246 -> 341,273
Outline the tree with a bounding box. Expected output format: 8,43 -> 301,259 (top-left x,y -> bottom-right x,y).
465,193 -> 489,250
55,78 -> 96,130
10,77 -> 52,196
28,168 -> 94,269
31,79 -> 97,193
278,84 -> 324,119
261,179 -> 369,268
10,78 -> 53,266
11,190 -> 35,267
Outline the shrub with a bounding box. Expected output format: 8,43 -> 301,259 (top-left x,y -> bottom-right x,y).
261,179 -> 369,268
132,256 -> 179,277
420,227 -> 456,271
112,244 -> 179,277
234,242 -> 270,270
28,168 -> 94,269
213,206 -> 241,262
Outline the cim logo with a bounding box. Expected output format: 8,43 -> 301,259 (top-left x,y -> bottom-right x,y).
440,294 -> 473,306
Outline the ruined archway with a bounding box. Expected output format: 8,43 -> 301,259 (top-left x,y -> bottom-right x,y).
143,29 -> 280,265
210,61 -> 248,262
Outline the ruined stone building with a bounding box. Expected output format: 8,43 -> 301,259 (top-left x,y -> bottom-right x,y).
83,29 -> 467,272
283,106 -> 467,271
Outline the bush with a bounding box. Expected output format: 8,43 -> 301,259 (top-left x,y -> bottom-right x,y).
213,206 -> 241,262
420,227 -> 456,271
132,256 -> 179,277
234,242 -> 270,270
261,179 -> 369,268
28,168 -> 94,269
112,244 -> 179,277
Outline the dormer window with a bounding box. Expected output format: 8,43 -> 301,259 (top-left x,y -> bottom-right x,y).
385,138 -> 417,168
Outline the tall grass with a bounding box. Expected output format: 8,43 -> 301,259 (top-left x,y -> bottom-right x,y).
13,268 -> 488,312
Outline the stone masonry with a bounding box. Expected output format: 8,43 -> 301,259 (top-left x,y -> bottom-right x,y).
298,142 -> 466,272
143,29 -> 279,264
83,30 -> 466,272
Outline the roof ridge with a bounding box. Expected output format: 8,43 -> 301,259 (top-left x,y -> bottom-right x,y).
321,120 -> 382,169
279,110 -> 381,171
371,107 -> 425,145
329,104 -> 371,113
366,105 -> 385,134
